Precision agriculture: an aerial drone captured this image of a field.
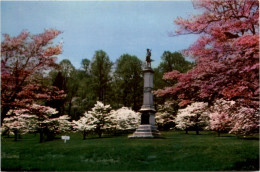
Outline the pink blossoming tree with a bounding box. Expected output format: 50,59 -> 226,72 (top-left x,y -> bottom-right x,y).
154,0 -> 259,108
209,99 -> 259,136
208,99 -> 236,136
1,29 -> 65,123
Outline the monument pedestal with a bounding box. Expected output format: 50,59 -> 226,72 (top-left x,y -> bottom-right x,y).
128,124 -> 161,138
129,64 -> 161,138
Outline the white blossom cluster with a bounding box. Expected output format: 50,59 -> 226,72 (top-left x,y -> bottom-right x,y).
110,107 -> 140,130
3,109 -> 34,135
175,102 -> 209,130
72,101 -> 114,138
72,113 -> 97,133
2,104 -> 71,135
73,102 -> 140,137
155,101 -> 176,129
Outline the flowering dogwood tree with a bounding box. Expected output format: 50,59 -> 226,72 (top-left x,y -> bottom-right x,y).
45,115 -> 72,140
3,104 -> 71,142
208,99 -> 235,136
1,29 -> 65,122
110,107 -> 140,131
2,109 -> 35,141
155,0 -> 259,108
229,106 -> 259,136
210,99 -> 258,135
83,101 -> 115,138
72,114 -> 97,140
175,102 -> 209,134
155,101 -> 177,130
209,99 -> 259,136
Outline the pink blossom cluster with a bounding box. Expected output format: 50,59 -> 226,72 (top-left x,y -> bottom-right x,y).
208,99 -> 259,135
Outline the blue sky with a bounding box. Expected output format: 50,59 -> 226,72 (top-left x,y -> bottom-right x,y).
1,1 -> 199,69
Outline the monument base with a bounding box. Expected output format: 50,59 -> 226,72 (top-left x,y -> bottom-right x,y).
128,124 -> 162,138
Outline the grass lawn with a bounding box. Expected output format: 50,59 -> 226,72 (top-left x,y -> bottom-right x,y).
1,131 -> 259,171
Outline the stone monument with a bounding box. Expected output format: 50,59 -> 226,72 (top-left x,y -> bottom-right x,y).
129,49 -> 161,138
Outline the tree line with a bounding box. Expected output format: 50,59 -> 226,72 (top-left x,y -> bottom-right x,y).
1,29 -> 192,141
47,50 -> 193,121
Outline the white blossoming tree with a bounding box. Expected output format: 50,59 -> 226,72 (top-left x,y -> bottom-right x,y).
2,109 -> 35,141
175,102 -> 209,134
82,101 -> 115,138
2,104 -> 72,142
155,101 -> 177,130
72,114 -> 97,140
110,107 -> 140,132
45,115 -> 72,140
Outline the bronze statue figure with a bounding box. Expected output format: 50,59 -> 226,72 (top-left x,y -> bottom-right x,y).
146,49 -> 152,67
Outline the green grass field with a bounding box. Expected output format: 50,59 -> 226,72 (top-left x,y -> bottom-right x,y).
1,131 -> 259,171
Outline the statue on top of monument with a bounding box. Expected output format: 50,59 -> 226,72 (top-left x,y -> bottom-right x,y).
146,49 -> 152,68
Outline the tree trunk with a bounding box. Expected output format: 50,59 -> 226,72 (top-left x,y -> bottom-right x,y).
217,130 -> 220,137
1,106 -> 10,123
40,129 -> 44,143
14,129 -> 18,141
98,130 -> 102,138
83,131 -> 87,140
185,129 -> 188,134
133,89 -> 137,111
68,98 -> 72,117
123,89 -> 127,107
195,114 -> 200,135
195,124 -> 199,135
98,131 -> 102,138
96,126 -> 102,138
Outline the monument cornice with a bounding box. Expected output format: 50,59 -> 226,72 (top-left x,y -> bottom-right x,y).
143,67 -> 154,73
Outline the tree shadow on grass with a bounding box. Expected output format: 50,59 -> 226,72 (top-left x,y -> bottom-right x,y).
217,135 -> 235,138
238,136 -> 259,140
86,136 -> 113,139
230,157 -> 259,171
1,167 -> 22,171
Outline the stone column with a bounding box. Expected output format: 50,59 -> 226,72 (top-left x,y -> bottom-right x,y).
129,66 -> 161,138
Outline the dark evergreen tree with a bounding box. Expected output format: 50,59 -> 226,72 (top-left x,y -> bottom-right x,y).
45,71 -> 66,117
